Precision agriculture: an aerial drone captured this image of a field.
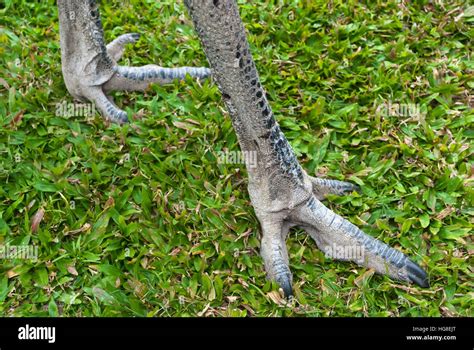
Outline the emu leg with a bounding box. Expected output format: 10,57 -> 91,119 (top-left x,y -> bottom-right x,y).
184,0 -> 428,296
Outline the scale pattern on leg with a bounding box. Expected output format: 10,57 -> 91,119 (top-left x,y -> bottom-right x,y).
298,197 -> 429,287
259,220 -> 293,297
184,0 -> 305,186
102,65 -> 211,92
87,87 -> 128,124
116,65 -> 210,83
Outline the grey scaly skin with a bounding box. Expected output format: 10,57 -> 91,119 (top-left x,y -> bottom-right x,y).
184,0 -> 429,296
57,0 -> 211,124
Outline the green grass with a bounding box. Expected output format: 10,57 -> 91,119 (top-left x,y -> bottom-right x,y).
0,0 -> 472,316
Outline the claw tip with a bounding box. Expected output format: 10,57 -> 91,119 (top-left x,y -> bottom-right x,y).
277,277 -> 293,298
405,260 -> 429,288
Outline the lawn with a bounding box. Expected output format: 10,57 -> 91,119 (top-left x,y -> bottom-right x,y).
0,0 -> 472,316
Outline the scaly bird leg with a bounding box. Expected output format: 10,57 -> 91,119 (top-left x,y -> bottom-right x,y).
184,0 -> 428,296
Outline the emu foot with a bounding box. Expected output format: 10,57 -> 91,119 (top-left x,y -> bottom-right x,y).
182,0 -> 429,297
100,32 -> 210,123
254,173 -> 429,297
64,31 -> 210,124
58,0 -> 210,124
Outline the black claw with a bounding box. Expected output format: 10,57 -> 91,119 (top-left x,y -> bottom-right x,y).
342,183 -> 360,194
405,259 -> 429,288
277,275 -> 293,298
351,184 -> 361,193
116,111 -> 129,124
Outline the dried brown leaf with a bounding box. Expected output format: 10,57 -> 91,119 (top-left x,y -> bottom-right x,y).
7,270 -> 19,278
31,208 -> 45,233
67,266 -> 78,276
267,290 -> 284,305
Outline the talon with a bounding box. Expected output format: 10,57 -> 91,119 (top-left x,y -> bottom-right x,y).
341,182 -> 360,194
115,110 -> 129,124
404,259 -> 429,288
106,33 -> 142,62
128,33 -> 141,42
276,274 -> 293,298
309,176 -> 360,200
